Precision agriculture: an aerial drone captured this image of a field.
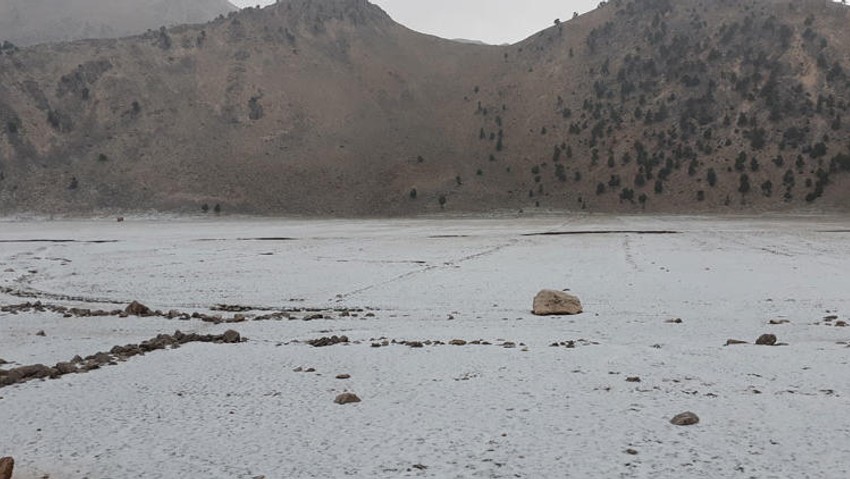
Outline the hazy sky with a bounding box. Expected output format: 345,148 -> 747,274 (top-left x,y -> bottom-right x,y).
230,0 -> 601,44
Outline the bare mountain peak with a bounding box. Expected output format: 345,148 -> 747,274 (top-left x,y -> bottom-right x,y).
265,0 -> 392,25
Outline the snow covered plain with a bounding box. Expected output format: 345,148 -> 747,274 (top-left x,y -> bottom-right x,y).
1,214 -> 849,478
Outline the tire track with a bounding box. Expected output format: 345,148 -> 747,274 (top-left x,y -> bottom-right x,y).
332,239 -> 521,302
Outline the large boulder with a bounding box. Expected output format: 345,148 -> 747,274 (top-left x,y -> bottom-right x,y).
0,456 -> 13,479
532,290 -> 583,316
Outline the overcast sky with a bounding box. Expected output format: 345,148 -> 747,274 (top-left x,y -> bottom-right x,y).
230,0 -> 601,44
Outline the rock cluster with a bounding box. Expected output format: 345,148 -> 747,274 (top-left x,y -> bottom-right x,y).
1,300 -> 370,324
532,290 -> 583,316
307,335 -> 349,347
0,330 -> 243,388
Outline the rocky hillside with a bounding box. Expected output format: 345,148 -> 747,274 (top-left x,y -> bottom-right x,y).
0,0 -> 237,46
0,0 -> 848,215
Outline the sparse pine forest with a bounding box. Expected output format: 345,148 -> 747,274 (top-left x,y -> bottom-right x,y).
0,0 -> 847,215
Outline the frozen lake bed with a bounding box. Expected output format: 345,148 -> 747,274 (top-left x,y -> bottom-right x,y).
1,215 -> 850,478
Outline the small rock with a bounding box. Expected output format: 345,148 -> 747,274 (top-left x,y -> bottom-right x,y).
755,334 -> 777,346
532,289 -> 583,316
625,376 -> 641,383
336,374 -> 351,379
406,341 -> 424,348
221,330 -> 241,343
625,448 -> 638,455
0,457 -> 13,479
824,315 -> 839,321
665,318 -> 683,324
334,392 -> 361,405
502,342 -> 516,349
35,330 -> 46,337
449,339 -> 467,346
768,319 -> 790,325
55,362 -> 77,374
125,301 -> 152,316
725,339 -> 748,346
835,321 -> 848,327
670,411 -> 700,426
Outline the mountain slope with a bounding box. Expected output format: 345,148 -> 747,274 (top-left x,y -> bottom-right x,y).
0,0 -> 237,46
0,0 -> 848,215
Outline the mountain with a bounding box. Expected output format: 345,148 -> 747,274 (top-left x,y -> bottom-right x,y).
0,0 -> 848,215
0,0 -> 237,46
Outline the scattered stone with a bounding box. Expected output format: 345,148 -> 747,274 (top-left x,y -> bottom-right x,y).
334,392 -> 361,405
412,464 -> 428,470
725,339 -> 748,346
125,301 -> 152,316
532,289 -> 583,316
449,339 -> 467,346
502,342 -> 516,349
626,376 -> 641,383
221,330 -> 241,343
0,457 -> 13,479
769,319 -> 790,325
35,330 -> 46,337
307,335 -> 349,347
755,334 -> 778,346
336,374 -> 351,380
670,411 -> 700,426
665,318 -> 683,324
625,448 -> 639,455
824,315 -> 839,321
836,321 -> 848,327
406,341 -> 424,348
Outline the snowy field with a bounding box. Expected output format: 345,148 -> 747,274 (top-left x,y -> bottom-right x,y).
1,214 -> 850,478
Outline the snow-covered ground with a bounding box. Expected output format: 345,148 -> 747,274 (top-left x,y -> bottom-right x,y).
1,214 -> 849,478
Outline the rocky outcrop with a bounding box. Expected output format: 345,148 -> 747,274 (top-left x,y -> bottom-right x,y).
532,290 -> 583,316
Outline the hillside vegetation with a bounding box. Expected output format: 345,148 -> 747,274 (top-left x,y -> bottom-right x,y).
0,0 -> 848,215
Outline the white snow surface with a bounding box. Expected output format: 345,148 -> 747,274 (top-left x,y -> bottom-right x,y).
1,215 -> 850,478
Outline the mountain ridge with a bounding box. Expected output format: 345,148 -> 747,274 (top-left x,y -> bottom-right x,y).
0,0 -> 848,215
0,0 -> 238,47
